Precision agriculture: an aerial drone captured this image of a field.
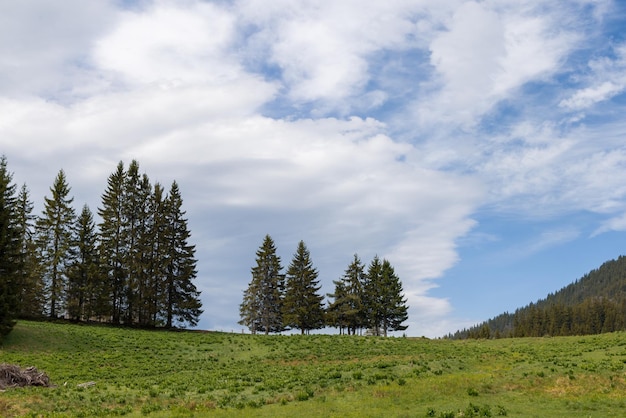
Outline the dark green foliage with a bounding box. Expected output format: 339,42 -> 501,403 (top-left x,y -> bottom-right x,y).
162,181 -> 202,328
14,184 -> 44,319
66,205 -> 101,321
98,161 -> 126,324
0,158 -> 201,329
240,235 -> 285,334
0,156 -> 20,338
35,170 -> 76,318
452,255 -> 626,339
364,257 -> 409,336
282,241 -> 325,334
98,162 -> 202,328
327,254 -> 366,335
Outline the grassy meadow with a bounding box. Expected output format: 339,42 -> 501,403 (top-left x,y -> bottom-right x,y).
1,321 -> 625,417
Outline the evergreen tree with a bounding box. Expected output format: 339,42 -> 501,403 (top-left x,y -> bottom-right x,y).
0,156 -> 20,337
66,205 -> 100,321
363,256 -> 384,336
282,240 -> 325,334
363,257 -> 408,336
35,170 -> 76,318
240,235 -> 285,334
161,181 -> 202,328
326,279 -> 350,334
121,161 -> 153,324
327,254 -> 366,335
14,184 -> 44,318
378,259 -> 408,336
145,182 -> 168,326
98,161 -> 126,324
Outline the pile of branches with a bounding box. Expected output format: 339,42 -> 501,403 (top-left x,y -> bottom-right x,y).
0,364 -> 51,389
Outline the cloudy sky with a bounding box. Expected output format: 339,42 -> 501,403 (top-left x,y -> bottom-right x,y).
2,0 -> 626,337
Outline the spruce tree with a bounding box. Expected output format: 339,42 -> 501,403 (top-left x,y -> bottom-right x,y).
364,257 -> 408,336
98,161 -> 126,324
240,235 -> 285,334
122,161 -> 153,324
162,181 -> 202,328
35,170 -> 76,318
326,279 -> 351,335
381,259 -> 409,335
66,205 -> 101,321
363,256 -> 384,336
327,254 -> 366,335
14,184 -> 44,318
145,182 -> 168,326
283,240 -> 325,334
0,156 -> 20,337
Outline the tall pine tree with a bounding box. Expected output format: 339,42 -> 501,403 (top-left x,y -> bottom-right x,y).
66,205 -> 101,321
240,235 -> 285,334
162,181 -> 202,328
35,170 -> 76,318
327,254 -> 366,335
363,257 -> 408,336
0,156 -> 20,337
14,184 -> 44,319
98,161 -> 126,324
283,240 -> 325,334
378,259 -> 408,336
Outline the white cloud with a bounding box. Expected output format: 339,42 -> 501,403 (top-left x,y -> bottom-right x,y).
560,44 -> 626,110
0,0 -> 116,99
237,0 -> 426,111
420,1 -> 578,130
94,1 -> 241,87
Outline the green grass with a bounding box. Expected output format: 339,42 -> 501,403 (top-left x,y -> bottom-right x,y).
1,321 -> 626,417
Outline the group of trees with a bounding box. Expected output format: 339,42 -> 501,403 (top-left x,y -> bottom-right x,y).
0,157 -> 202,341
449,256 -> 626,339
239,235 -> 409,336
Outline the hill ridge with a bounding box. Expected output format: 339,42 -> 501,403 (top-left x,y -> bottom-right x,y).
449,255 -> 626,339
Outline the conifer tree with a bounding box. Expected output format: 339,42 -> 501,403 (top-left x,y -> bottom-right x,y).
122,161 -> 152,324
364,257 -> 408,336
145,182 -> 168,326
0,156 -> 20,337
363,256 -> 383,335
35,170 -> 76,318
283,240 -> 325,334
327,254 -> 366,335
98,161 -> 126,324
240,235 -> 285,334
162,181 -> 202,328
379,259 -> 409,336
326,279 -> 350,334
66,205 -> 100,321
14,184 -> 44,318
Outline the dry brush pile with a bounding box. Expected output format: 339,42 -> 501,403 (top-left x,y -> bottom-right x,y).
0,364 -> 51,390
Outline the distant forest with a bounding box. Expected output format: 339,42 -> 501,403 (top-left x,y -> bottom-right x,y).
0,157 -> 202,340
449,256 -> 626,339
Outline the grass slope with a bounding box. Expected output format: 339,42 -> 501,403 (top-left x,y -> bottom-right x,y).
1,321 -> 625,417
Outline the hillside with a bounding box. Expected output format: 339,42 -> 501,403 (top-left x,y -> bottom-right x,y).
450,255 -> 626,339
1,321 -> 626,417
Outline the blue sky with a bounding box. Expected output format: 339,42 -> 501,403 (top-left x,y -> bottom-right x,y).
1,0 -> 626,337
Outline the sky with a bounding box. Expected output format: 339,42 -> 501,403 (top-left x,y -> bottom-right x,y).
1,0 -> 626,337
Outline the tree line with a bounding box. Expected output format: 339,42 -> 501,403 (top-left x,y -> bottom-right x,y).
449,256 -> 626,339
239,235 -> 409,336
0,157 -> 202,341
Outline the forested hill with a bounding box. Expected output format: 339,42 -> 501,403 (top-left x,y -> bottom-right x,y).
449,256 -> 626,339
